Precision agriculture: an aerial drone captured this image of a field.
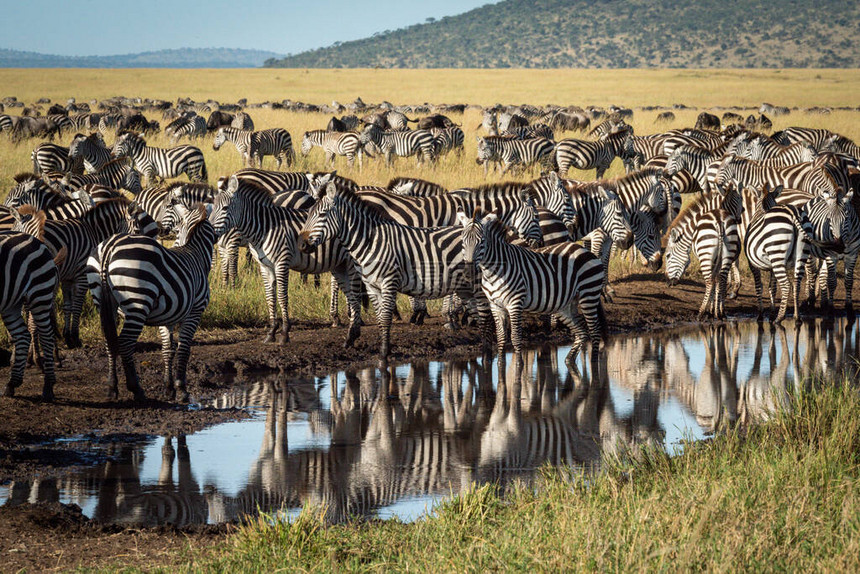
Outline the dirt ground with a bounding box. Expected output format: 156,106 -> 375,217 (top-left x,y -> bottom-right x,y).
0,277 -> 841,571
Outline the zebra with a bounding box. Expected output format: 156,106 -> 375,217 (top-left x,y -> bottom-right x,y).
88,202 -> 216,402
565,183 -> 634,250
300,130 -> 366,169
555,132 -> 629,178
31,143 -> 84,176
359,124 -> 436,166
114,131 -> 207,185
298,183 -> 495,362
458,211 -> 606,363
430,126 -> 465,158
213,127 -> 294,169
772,127 -> 860,159
742,186 -> 842,324
740,137 -> 818,165
503,123 -> 554,141
157,182 -> 216,235
714,155 -> 842,198
12,197 -> 134,348
164,114 -> 206,143
68,132 -> 112,173
664,204 -> 741,321
665,143 -> 730,192
622,132 -> 665,171
209,176 -> 364,347
58,157 -> 143,195
0,231 -> 63,400
476,135 -> 555,175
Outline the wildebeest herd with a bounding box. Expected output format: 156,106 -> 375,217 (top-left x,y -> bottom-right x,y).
1,95 -> 858,403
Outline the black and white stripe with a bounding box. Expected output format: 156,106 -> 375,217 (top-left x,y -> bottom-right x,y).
88,203 -> 216,402
165,114 -> 206,143
114,131 -> 207,185
458,212 -> 606,363
59,157 -> 142,195
360,124 -> 436,166
430,126 -> 465,158
555,132 -> 628,178
0,231 -> 62,400
476,135 -> 555,175
68,132 -> 113,173
31,143 -> 84,176
300,130 -> 365,169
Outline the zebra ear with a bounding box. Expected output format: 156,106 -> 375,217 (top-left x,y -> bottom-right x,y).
227,175 -> 239,195
771,185 -> 784,199
456,210 -> 471,227
172,201 -> 189,219
322,181 -> 338,198
481,212 -> 499,225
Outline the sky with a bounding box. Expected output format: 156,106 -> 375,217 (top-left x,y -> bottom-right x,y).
0,0 -> 499,57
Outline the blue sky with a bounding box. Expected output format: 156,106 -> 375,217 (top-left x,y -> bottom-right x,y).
1,1 -> 498,56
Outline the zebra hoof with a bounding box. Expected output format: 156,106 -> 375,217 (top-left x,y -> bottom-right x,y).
262,334 -> 275,344
132,391 -> 147,403
2,384 -> 14,398
443,322 -> 457,332
175,386 -> 190,404
106,389 -> 119,402
41,388 -> 55,403
277,332 -> 289,346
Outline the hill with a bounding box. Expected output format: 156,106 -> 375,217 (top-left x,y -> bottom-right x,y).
264,0 -> 860,68
0,48 -> 283,68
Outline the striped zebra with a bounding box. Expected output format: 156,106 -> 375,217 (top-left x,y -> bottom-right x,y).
300,130 -> 366,169
212,127 -> 294,169
165,114 -> 206,143
114,131 -> 207,185
587,117 -> 628,140
476,135 -> 555,175
714,155 -> 843,198
13,197 -> 133,348
661,129 -> 725,156
664,202 -> 741,321
622,132 -> 665,171
88,202 -> 216,401
359,124 -> 436,166
555,132 -> 629,178
68,132 -> 112,172
210,177 -> 363,346
298,183 -> 494,361
58,157 -> 142,195
740,137 -> 818,165
772,127 -> 860,159
665,143 -> 730,192
0,231 -> 63,400
31,143 -> 84,175
430,126 -> 465,158
458,211 -> 606,363
565,183 -> 634,249
503,123 -> 554,141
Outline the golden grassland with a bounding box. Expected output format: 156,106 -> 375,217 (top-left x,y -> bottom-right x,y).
0,67 -> 858,344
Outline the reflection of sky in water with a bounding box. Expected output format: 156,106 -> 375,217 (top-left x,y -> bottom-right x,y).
2,318 -> 856,526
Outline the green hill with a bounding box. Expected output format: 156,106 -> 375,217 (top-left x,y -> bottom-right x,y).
265,0 -> 860,68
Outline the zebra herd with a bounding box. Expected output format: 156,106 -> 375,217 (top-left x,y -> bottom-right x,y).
1,95 -> 859,404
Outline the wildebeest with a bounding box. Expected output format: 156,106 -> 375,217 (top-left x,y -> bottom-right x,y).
721,111 -> 744,124
417,114 -> 459,130
206,110 -> 234,132
694,112 -> 721,131
655,111 -> 676,123
230,112 -> 254,131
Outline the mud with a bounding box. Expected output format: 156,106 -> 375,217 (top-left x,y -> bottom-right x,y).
0,277 -> 844,571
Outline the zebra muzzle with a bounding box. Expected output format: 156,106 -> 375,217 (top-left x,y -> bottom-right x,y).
298,233 -> 318,254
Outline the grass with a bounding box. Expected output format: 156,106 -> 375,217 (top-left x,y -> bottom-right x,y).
87,377 -> 860,572
1,68 -> 859,347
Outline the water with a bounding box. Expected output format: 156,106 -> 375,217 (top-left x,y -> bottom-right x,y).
1,318 -> 857,526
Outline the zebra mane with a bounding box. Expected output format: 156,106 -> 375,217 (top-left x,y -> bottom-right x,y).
116,129 -> 142,140
311,171 -> 358,192
666,191 -> 724,234
385,176 -> 446,193
480,135 -> 518,142
305,129 -> 326,136
12,172 -> 39,183
93,156 -> 132,172
326,184 -> 392,221
165,181 -> 215,198
230,179 -> 274,205
14,205 -> 46,241
480,212 -> 520,243
458,180 -> 535,200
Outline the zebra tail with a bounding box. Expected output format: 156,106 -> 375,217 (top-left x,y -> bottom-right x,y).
200,161 -> 209,182
31,150 -> 40,175
98,261 -> 121,359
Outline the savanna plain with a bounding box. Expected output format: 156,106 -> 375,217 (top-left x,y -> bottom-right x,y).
0,68 -> 858,572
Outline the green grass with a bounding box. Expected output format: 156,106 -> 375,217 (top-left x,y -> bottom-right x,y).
87,378 -> 860,572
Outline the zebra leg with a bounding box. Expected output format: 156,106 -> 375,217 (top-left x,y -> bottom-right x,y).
411,297 -> 429,326
374,287 -> 397,363
793,262 -> 806,327
117,316 -> 146,401
698,276 -> 714,322
60,279 -> 74,348
2,309 -> 31,397
727,262 -> 741,300
773,264 -> 790,324
717,268 -> 729,321
67,275 -> 88,348
259,265 -> 281,344
844,253 -> 857,319
32,307 -> 57,401
329,276 -> 342,327
314,274 -> 321,289
172,312 -> 203,403
489,302 -> 508,358
333,269 -> 361,348
158,326 -> 175,398
275,263 -> 291,345
751,267 -> 764,322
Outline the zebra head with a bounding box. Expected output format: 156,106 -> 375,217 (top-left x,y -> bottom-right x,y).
300,132 -> 313,156
121,162 -> 142,195
298,181 -> 342,254
209,182 -> 235,238
171,201 -> 214,248
507,190 -> 544,248
631,210 -> 663,272
67,133 -> 86,158
113,132 -> 138,158
645,176 -> 671,218
121,201 -> 160,237
359,124 -> 381,146
663,224 -> 690,287
597,186 -> 634,250
475,136 -> 493,165
212,127 -> 227,151
456,209 -> 487,285
535,172 -> 577,238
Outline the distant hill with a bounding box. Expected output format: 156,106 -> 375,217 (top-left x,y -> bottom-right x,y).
0,48 -> 284,68
265,0 -> 860,68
